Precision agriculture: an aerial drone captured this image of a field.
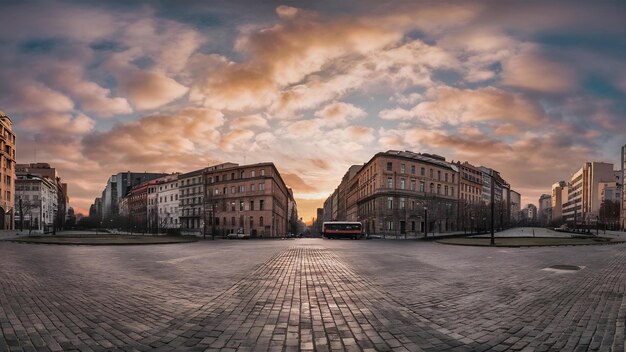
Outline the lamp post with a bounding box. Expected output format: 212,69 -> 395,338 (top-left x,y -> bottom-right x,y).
423,206 -> 428,239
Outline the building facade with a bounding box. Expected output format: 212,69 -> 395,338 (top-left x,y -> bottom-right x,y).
551,181 -> 569,224
99,171 -> 166,221
0,112 -> 16,229
510,190 -> 521,223
16,163 -> 69,230
147,174 -> 180,232
179,168 -> 209,234
622,145 -> 626,231
538,194 -> 552,226
203,162 -> 290,238
15,173 -> 57,233
348,150 -> 461,237
562,162 -> 615,227
458,162 -> 483,204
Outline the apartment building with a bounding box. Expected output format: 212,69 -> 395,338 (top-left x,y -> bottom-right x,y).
179,168 -> 208,234
347,150 -> 460,237
147,173 -> 180,232
457,162 -> 483,204
16,163 -> 69,230
0,112 -> 16,229
99,171 -> 166,220
551,181 -> 569,223
510,190 -> 521,223
204,162 -> 290,238
15,173 -> 57,233
538,194 -> 552,225
562,162 -> 615,226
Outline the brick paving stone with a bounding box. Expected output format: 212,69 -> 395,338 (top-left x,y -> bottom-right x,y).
0,239 -> 625,351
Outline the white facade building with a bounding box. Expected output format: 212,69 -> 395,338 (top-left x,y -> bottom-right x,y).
149,173 -> 180,231
15,174 -> 58,233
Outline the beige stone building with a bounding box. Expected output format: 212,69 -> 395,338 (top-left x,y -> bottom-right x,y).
551,181 -> 569,223
347,150 -> 460,237
562,162 -> 616,226
0,112 -> 16,230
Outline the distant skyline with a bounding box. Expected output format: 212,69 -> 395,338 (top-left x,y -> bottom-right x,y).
1,1 -> 625,220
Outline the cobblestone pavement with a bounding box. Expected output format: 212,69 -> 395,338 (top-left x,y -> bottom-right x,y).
0,239 -> 624,351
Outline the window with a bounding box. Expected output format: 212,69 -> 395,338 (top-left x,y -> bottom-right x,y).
437,184 -> 441,194
400,198 -> 405,209
387,162 -> 393,171
260,200 -> 265,210
215,175 -> 219,182
411,165 -> 416,174
387,197 -> 393,209
239,201 -> 244,211
387,177 -> 393,189
452,174 -> 455,183
260,169 -> 265,176
231,202 -> 236,211
215,217 -> 219,225
451,186 -> 455,197
438,170 -> 441,181
259,183 -> 265,191
429,169 -> 433,178
400,178 -> 405,190
250,216 -> 254,228
387,221 -> 394,230
411,180 -> 416,191
231,217 -> 235,226
401,164 -> 406,173
240,171 -> 245,179
260,216 -> 264,226
421,167 -> 425,176
420,181 -> 425,192
430,183 -> 434,193
239,185 -> 245,192
445,185 -> 449,196
231,173 -> 235,180
251,184 -> 255,192
231,186 -> 236,194
239,215 -> 244,226
251,171 -> 256,177
249,201 -> 254,211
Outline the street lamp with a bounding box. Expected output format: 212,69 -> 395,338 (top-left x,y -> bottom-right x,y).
423,206 -> 428,239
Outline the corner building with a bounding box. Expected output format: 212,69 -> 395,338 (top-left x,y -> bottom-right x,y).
205,162 -> 290,238
351,150 -> 460,237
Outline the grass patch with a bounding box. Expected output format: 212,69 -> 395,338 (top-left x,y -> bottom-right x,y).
436,236 -> 621,247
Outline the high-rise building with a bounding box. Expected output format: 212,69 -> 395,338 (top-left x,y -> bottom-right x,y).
562,162 -> 615,227
0,112 -> 16,230
551,181 -> 569,223
509,190 -> 521,223
538,194 -> 550,224
99,171 -> 167,220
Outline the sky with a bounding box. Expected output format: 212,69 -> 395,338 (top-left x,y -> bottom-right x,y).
1,0 -> 625,221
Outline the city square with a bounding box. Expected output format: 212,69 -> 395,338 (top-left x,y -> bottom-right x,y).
1,238 -> 624,351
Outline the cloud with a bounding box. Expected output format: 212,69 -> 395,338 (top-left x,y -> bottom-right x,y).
380,86 -> 548,127
82,108 -> 224,168
19,112 -> 95,135
2,80 -> 74,113
314,101 -> 366,127
502,50 -> 578,93
282,172 -> 318,193
109,61 -> 189,110
229,114 -> 270,130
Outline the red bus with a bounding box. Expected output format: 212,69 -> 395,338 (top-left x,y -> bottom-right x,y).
322,222 -> 364,239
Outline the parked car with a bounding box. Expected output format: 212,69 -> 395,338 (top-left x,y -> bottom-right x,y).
227,232 -> 239,239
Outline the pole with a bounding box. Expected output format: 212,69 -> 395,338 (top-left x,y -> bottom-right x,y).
424,207 -> 428,239
490,174 -> 495,246
202,169 -> 207,240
